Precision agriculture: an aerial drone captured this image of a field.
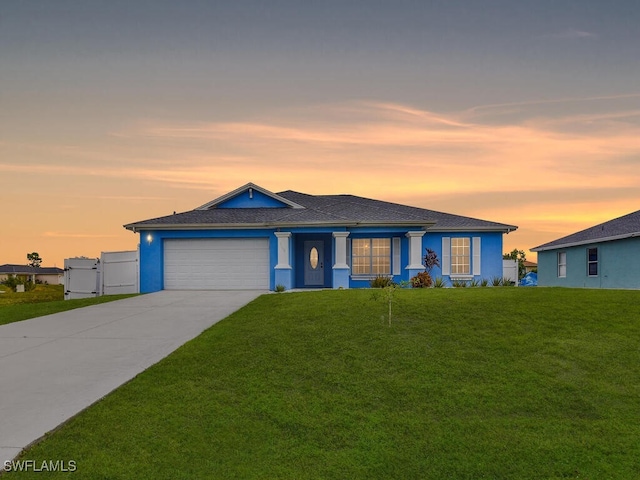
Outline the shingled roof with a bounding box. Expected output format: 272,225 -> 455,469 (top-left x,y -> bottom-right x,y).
0,264 -> 63,275
532,209 -> 640,252
124,187 -> 517,233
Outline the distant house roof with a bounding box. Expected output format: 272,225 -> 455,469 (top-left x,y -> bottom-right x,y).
531,209 -> 640,252
124,184 -> 517,233
0,264 -> 64,275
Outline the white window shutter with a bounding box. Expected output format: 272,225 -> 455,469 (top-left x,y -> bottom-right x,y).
392,237 -> 401,275
442,237 -> 451,275
473,237 -> 481,276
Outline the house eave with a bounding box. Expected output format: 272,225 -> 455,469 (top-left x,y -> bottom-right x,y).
125,221 -> 438,231
531,231 -> 640,252
427,225 -> 518,234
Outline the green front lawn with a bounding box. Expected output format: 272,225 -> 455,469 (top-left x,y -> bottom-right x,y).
6,288 -> 640,479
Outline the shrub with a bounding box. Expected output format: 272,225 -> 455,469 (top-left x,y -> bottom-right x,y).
275,284 -> 286,293
433,277 -> 447,288
502,277 -> 516,287
370,276 -> 395,288
469,278 -> 480,287
480,278 -> 489,287
410,271 -> 433,288
2,275 -> 25,293
452,279 -> 468,288
491,276 -> 503,287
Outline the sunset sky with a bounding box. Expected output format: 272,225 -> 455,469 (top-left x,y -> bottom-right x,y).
2,0 -> 639,267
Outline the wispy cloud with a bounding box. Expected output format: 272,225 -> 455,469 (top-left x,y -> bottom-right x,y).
43,232 -> 119,239
540,29 -> 598,40
4,97 -> 640,259
7,97 -> 638,198
463,93 -> 640,119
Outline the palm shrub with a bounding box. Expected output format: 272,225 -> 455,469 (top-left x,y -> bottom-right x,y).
424,248 -> 440,274
370,276 -> 395,288
433,277 -> 447,288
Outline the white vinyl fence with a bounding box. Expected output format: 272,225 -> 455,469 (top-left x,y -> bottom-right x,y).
64,250 -> 139,300
101,250 -> 139,296
64,257 -> 100,300
502,259 -> 518,285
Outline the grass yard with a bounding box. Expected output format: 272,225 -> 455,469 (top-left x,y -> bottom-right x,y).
0,284 -> 137,325
0,284 -> 64,306
5,288 -> 640,479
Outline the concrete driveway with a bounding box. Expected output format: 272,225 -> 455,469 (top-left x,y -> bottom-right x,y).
0,290 -> 264,463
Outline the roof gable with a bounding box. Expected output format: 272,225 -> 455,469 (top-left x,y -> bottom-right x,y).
196,183 -> 304,210
532,208 -> 640,252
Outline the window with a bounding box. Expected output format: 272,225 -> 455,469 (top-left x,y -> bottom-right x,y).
352,238 -> 390,275
309,247 -> 319,269
451,237 -> 470,275
557,252 -> 567,278
587,248 -> 598,276
442,237 -> 480,277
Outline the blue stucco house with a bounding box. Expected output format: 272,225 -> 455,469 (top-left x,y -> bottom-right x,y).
531,209 -> 640,289
124,183 -> 517,292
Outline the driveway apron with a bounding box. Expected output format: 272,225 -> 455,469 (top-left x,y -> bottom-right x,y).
0,290 -> 263,463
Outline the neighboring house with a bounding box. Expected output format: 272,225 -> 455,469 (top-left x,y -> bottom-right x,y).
531,209 -> 640,289
0,264 -> 64,285
124,183 -> 517,292
523,260 -> 537,273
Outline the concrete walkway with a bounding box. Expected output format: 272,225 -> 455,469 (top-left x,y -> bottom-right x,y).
0,290 -> 263,463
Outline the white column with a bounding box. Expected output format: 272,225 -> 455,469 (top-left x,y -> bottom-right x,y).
332,232 -> 350,268
274,232 -> 292,269
406,231 -> 426,270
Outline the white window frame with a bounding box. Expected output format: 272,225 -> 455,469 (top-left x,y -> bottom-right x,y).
558,251 -> 567,278
451,237 -> 471,275
587,248 -> 598,277
351,238 -> 391,277
442,236 -> 480,279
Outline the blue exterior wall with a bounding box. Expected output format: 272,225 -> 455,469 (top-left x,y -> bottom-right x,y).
138,226 -> 507,292
424,231 -> 505,285
537,237 -> 640,289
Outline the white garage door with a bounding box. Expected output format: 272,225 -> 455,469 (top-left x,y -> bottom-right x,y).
164,238 -> 270,290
